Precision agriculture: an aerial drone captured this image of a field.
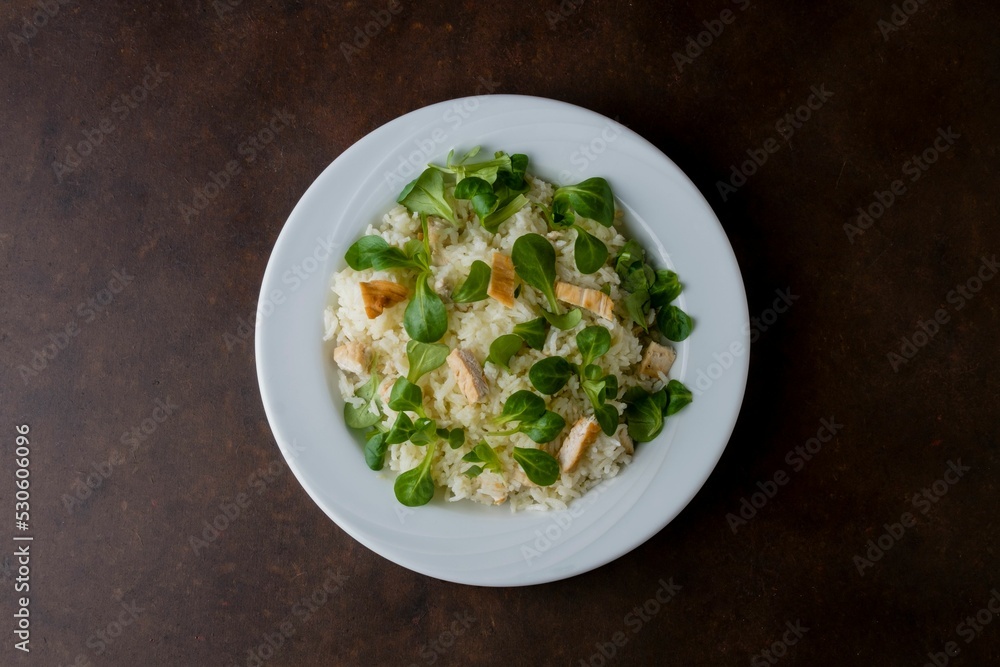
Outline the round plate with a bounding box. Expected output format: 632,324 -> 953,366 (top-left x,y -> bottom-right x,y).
256,95 -> 749,586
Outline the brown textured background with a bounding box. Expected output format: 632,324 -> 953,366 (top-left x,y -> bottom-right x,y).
2,0 -> 998,665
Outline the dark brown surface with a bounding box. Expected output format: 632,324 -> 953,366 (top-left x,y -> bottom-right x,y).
2,1 -> 998,665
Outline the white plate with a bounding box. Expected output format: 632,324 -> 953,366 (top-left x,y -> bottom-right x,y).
256,95 -> 749,586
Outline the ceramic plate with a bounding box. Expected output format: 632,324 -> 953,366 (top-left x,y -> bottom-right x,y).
256,95 -> 749,586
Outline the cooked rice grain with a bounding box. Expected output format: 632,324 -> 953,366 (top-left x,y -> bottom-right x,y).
326,176 -> 651,511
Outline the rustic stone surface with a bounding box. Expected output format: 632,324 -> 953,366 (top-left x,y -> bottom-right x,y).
1,1 -> 998,665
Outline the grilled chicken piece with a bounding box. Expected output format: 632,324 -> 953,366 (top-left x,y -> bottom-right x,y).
447,348 -> 489,404
558,417 -> 601,472
487,252 -> 517,307
359,280 -> 408,318
477,471 -> 508,505
639,342 -> 677,378
427,219 -> 448,247
333,342 -> 367,376
555,281 -> 615,321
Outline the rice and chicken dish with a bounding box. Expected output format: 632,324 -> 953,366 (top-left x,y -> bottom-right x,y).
323,147 -> 693,511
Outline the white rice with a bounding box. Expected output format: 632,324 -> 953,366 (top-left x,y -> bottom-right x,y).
324,176 -> 660,511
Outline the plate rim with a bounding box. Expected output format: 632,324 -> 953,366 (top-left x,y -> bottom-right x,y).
256,94 -> 750,586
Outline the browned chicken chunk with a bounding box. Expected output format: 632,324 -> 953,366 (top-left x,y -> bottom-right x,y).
333,342 -> 367,376
639,341 -> 677,378
447,348 -> 489,404
477,472 -> 508,505
555,281 -> 615,321
558,417 -> 601,472
359,280 -> 408,318
487,252 -> 517,307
